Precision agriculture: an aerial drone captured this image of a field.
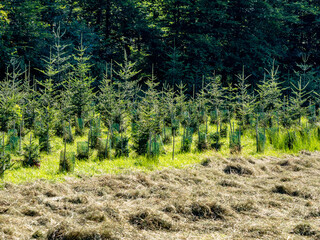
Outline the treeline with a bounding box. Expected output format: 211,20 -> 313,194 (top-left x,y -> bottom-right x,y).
1,0 -> 320,92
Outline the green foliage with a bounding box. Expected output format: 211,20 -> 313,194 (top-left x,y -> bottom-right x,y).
181,127 -> 193,153
77,141 -> 89,160
68,38 -> 93,119
147,136 -> 161,160
7,129 -> 19,154
229,130 -> 241,154
220,126 -> 228,138
236,67 -> 255,128
132,130 -> 149,156
256,63 -> 283,127
75,118 -> 85,136
208,132 -> 222,151
37,125 -> 50,153
256,128 -> 266,153
63,121 -> 74,144
165,46 -> 185,87
23,137 -> 40,168
196,132 -> 209,152
114,135 -> 129,158
88,117 -> 102,149
162,127 -> 172,145
290,79 -> 310,125
59,151 -> 75,173
97,63 -> 115,128
0,59 -> 23,132
0,152 -> 12,179
96,138 -> 110,160
284,131 -> 297,150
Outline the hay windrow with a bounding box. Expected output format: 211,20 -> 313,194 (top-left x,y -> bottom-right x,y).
223,164 -> 254,175
129,209 -> 173,231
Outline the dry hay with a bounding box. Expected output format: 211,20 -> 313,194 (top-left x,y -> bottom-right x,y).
0,153 -> 320,239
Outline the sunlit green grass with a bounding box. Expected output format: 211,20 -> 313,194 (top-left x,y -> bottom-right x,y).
3,118 -> 320,184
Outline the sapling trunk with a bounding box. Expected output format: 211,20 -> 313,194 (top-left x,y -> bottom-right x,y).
149,132 -> 152,157
110,122 -> 113,160
88,120 -> 91,154
29,134 -> 32,165
216,107 -> 219,133
68,120 -> 72,141
19,122 -> 22,153
239,126 -> 241,147
228,110 -> 232,133
106,125 -> 110,159
63,121 -> 67,170
46,111 -> 49,153
205,116 -> 208,142
1,133 -> 5,176
256,118 -> 259,153
172,129 -> 175,160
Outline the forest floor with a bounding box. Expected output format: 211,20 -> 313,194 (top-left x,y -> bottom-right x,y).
1,151 -> 320,240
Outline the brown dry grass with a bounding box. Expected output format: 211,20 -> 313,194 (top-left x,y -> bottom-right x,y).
1,152 -> 320,239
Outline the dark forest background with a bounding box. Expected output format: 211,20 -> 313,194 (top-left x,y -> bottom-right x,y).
0,0 -> 320,94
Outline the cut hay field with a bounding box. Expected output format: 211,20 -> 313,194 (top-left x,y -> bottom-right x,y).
1,151 -> 320,240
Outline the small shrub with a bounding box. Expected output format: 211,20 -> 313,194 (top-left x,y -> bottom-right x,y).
59,151 -> 75,173
53,119 -> 64,137
181,128 -> 193,152
220,126 -> 228,138
88,118 -> 102,149
308,105 -> 317,124
147,136 -> 161,159
256,128 -> 266,153
132,131 -> 149,156
210,110 -> 219,125
197,132 -> 209,151
0,152 -> 13,178
162,127 -> 172,144
208,132 -> 222,151
229,130 -> 241,154
114,136 -> 129,158
63,123 -> 74,144
7,129 -> 19,153
75,117 -> 85,136
220,109 -> 229,124
38,128 -> 51,153
23,139 -> 40,168
77,141 -> 89,160
97,138 -> 110,160
267,127 -> 279,145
